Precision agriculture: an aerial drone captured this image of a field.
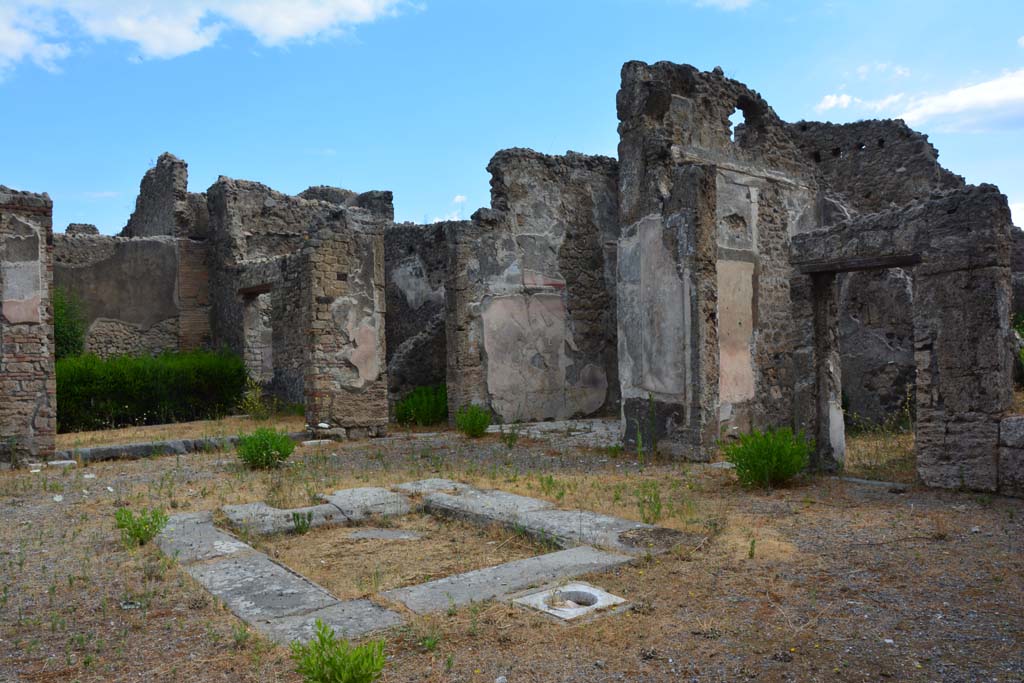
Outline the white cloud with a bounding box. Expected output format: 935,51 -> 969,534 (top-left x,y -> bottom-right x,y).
1011,202 -> 1023,227
694,0 -> 753,10
1018,35 -> 1024,48
431,211 -> 461,223
815,93 -> 853,112
861,93 -> 905,112
0,0 -> 405,74
898,68 -> 1024,128
0,6 -> 69,79
452,194 -> 467,204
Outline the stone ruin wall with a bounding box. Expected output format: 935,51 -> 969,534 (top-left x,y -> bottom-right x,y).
787,121 -> 968,423
614,61 -> 819,457
792,185 -> 1016,493
445,149 -> 620,423
0,187 -> 56,462
53,153 -> 211,357
385,222 -> 448,404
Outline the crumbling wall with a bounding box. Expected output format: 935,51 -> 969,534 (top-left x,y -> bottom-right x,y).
122,153 -> 210,239
445,149 -> 620,423
54,235 -> 181,356
385,222 -> 447,402
792,184 -> 1015,492
0,186 -> 56,462
302,209 -> 389,434
615,61 -> 817,458
788,120 -> 967,423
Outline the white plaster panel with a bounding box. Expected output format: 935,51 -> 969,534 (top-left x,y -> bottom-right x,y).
717,259 -> 756,403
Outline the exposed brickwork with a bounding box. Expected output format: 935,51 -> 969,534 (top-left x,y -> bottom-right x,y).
0,186 -> 56,462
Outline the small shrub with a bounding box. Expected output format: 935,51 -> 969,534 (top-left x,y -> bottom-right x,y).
394,384 -> 448,426
634,480 -> 663,524
290,619 -> 386,683
723,427 -> 811,488
237,428 -> 295,469
240,376 -> 271,421
56,350 -> 246,433
499,423 -> 520,449
455,405 -> 491,438
115,507 -> 168,547
53,286 -> 87,360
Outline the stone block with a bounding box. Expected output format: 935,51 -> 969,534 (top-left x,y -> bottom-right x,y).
156,512 -> 252,564
222,502 -> 345,535
381,546 -> 632,614
999,446 -> 1024,497
320,487 -> 410,521
259,599 -> 404,645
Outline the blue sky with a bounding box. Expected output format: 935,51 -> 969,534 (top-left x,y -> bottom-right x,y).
1,0 -> 1022,232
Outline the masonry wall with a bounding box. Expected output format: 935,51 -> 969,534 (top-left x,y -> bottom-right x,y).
54,234 -> 212,356
384,222 -> 447,403
446,149 -> 620,423
615,61 -> 819,458
0,186 -> 56,462
792,184 -> 1015,492
788,120 -> 967,422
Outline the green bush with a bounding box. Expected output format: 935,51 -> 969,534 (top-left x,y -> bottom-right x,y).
723,427 -> 811,488
53,286 -> 87,360
56,350 -> 246,433
290,619 -> 386,683
237,428 -> 295,469
240,376 -> 271,421
115,507 -> 169,547
394,384 -> 448,426
455,405 -> 492,438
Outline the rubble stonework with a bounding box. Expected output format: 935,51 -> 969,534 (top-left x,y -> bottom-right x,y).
0,187 -> 56,462
445,149 -> 620,423
9,59 -> 1023,495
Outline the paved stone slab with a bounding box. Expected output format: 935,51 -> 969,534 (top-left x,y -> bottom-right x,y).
380,546 -> 632,614
517,509 -> 655,554
259,599 -> 404,645
186,553 -> 335,620
222,502 -> 345,535
423,489 -> 552,527
321,487 -> 410,521
46,459 -> 78,468
157,512 -> 252,563
301,439 -> 335,448
349,528 -> 423,541
393,478 -> 473,495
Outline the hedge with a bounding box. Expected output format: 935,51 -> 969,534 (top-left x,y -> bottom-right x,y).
57,351 -> 247,433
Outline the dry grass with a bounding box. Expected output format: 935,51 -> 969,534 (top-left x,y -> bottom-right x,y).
1,432 -> 1021,682
55,414 -> 306,450
843,429 -> 916,483
262,514 -> 545,600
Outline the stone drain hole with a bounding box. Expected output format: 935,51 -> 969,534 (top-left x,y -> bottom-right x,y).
514,582 -> 626,622
547,589 -> 598,609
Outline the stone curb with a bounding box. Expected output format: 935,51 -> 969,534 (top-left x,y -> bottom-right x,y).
53,432 -> 308,463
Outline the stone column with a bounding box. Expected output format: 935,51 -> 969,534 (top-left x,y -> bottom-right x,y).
303,209 -> 388,436
810,272 -> 844,472
0,186 -> 56,464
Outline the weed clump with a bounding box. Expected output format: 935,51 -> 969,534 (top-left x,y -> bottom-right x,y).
723,427 -> 810,488
290,619 -> 385,683
394,384 -> 448,426
237,428 -> 295,469
455,405 -> 492,438
115,507 -> 169,547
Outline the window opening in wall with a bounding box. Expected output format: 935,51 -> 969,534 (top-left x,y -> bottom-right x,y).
242,291 -> 274,387
728,108 -> 745,143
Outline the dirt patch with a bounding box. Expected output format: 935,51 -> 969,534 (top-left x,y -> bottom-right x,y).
261,514 -> 546,600
844,429 -> 916,483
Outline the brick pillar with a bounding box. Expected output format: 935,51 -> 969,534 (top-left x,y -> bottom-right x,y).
0,187 -> 56,463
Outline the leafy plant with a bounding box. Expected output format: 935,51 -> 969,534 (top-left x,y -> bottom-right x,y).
240,376 -> 271,421
499,423 -> 520,449
634,480 -> 663,524
292,511 -> 314,535
56,350 -> 246,433
538,474 -> 567,501
237,428 -> 295,469
290,619 -> 386,683
394,384 -> 448,426
114,507 -> 168,547
723,427 -> 811,488
53,286 -> 87,360
455,405 -> 491,438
